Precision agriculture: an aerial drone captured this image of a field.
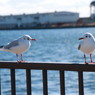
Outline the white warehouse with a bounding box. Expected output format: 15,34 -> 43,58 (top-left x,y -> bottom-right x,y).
0,11 -> 79,29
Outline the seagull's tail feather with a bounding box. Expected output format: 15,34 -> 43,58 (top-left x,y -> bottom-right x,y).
0,46 -> 4,51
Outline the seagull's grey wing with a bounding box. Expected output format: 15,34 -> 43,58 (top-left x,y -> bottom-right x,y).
4,40 -> 19,49
78,44 -> 81,50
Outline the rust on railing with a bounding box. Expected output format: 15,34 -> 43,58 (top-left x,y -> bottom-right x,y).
0,61 -> 95,95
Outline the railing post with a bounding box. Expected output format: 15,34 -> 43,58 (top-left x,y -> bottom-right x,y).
0,69 -> 1,95
10,69 -> 16,95
60,70 -> 65,95
78,71 -> 84,95
42,70 -> 48,95
26,69 -> 31,95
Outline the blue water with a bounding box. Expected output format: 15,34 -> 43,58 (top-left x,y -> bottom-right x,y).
0,28 -> 95,95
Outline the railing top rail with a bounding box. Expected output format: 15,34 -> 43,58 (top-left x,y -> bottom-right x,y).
0,61 -> 95,72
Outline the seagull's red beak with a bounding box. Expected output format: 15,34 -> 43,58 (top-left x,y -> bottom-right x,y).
31,38 -> 36,41
79,38 -> 84,40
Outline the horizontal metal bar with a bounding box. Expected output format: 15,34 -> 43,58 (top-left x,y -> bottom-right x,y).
0,61 -> 95,72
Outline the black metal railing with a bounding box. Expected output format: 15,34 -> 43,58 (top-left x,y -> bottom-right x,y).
0,61 -> 95,95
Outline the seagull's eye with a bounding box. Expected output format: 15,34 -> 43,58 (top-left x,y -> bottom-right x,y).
85,36 -> 88,38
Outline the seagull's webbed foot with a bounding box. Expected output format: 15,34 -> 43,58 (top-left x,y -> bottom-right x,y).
85,62 -> 89,64
85,62 -> 95,64
21,60 -> 25,62
90,62 -> 95,64
17,61 -> 21,63
17,60 -> 25,63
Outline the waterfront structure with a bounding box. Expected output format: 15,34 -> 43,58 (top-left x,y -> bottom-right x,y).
90,1 -> 95,18
0,61 -> 95,95
0,11 -> 79,29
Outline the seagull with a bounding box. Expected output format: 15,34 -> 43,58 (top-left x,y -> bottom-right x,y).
0,35 -> 36,62
78,33 -> 95,64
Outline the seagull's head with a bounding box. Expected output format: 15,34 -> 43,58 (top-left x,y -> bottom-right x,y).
21,35 -> 36,41
79,33 -> 94,41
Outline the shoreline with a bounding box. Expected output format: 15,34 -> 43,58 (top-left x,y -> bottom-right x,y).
0,24 -> 95,30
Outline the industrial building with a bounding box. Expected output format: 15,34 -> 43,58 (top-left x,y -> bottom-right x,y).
0,11 -> 79,29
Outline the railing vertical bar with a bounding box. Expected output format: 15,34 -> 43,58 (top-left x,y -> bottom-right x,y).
26,69 -> 31,95
78,71 -> 84,95
42,70 -> 48,95
0,69 -> 1,95
60,70 -> 65,95
10,69 -> 16,95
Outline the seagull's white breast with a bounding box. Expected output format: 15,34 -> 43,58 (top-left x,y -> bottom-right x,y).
80,40 -> 95,54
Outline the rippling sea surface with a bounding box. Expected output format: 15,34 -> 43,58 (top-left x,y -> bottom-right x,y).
1,28 -> 95,95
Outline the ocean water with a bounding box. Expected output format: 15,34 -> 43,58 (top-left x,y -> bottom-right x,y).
0,28 -> 95,95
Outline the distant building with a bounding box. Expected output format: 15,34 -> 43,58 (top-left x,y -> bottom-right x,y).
90,1 -> 95,18
0,11 -> 79,29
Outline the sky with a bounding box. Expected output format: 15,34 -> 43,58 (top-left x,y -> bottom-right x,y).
0,0 -> 93,17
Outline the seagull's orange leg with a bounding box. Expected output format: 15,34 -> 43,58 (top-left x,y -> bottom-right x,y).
90,54 -> 95,63
16,54 -> 19,62
90,54 -> 92,62
20,54 -> 25,62
84,54 -> 88,64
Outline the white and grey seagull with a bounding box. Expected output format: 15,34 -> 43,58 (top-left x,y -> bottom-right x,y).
0,35 -> 36,62
78,33 -> 95,64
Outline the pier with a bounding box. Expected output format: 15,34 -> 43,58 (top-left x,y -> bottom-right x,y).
0,61 -> 95,95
